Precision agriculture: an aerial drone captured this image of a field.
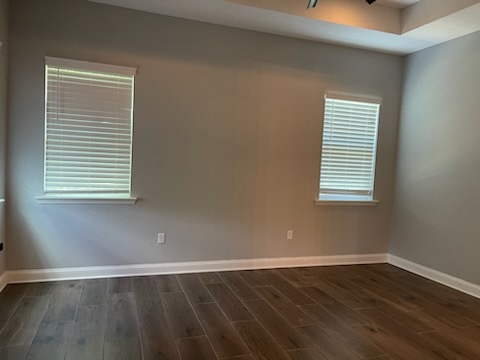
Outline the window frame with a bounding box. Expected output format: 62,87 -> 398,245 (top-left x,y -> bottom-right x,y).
316,93 -> 381,206
37,57 -> 137,205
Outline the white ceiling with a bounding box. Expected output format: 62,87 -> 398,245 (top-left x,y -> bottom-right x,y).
89,0 -> 480,55
377,0 -> 420,9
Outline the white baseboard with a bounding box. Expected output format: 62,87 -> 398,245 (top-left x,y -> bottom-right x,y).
388,254 -> 480,299
3,253 -> 479,300
5,253 -> 388,285
0,272 -> 7,292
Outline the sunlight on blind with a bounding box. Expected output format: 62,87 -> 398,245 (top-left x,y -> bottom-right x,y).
44,58 -> 135,196
319,96 -> 380,198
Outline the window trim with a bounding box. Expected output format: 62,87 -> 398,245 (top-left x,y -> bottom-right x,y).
44,57 -> 136,77
316,92 -> 381,205
36,196 -> 137,205
42,57 -> 137,202
314,198 -> 378,207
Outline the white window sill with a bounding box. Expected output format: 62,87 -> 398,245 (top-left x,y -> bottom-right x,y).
315,199 -> 378,206
36,196 -> 137,205
315,194 -> 378,206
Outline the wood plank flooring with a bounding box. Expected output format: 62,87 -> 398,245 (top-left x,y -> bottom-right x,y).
0,264 -> 479,359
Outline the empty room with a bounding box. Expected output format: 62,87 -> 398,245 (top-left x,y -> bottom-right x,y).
0,0 -> 479,359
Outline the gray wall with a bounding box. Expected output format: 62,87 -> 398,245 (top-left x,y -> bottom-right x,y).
0,0 -> 8,276
390,31 -> 480,285
7,0 -> 402,270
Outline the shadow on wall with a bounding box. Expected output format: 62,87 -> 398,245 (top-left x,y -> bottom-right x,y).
390,201 -> 477,283
13,201 -> 262,269
19,0 -> 396,77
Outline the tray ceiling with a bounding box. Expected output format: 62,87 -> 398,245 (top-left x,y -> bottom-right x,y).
88,0 -> 480,54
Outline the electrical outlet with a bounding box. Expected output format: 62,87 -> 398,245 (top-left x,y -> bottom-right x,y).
157,233 -> 166,244
287,230 -> 294,240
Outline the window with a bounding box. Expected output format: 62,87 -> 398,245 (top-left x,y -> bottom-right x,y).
318,94 -> 380,203
41,57 -> 136,203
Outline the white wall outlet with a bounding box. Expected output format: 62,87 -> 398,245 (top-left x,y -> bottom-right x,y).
157,233 -> 166,244
287,230 -> 294,240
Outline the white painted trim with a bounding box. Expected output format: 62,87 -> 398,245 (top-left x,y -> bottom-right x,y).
388,254 -> 480,299
4,254 -> 479,300
45,56 -> 136,76
5,253 -> 388,284
0,272 -> 7,293
325,92 -> 382,105
36,196 -> 137,205
315,199 -> 378,206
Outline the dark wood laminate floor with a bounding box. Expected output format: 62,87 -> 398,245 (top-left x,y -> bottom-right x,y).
1,264 -> 479,359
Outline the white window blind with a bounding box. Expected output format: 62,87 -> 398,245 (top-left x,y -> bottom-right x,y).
44,57 -> 136,197
319,95 -> 380,200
